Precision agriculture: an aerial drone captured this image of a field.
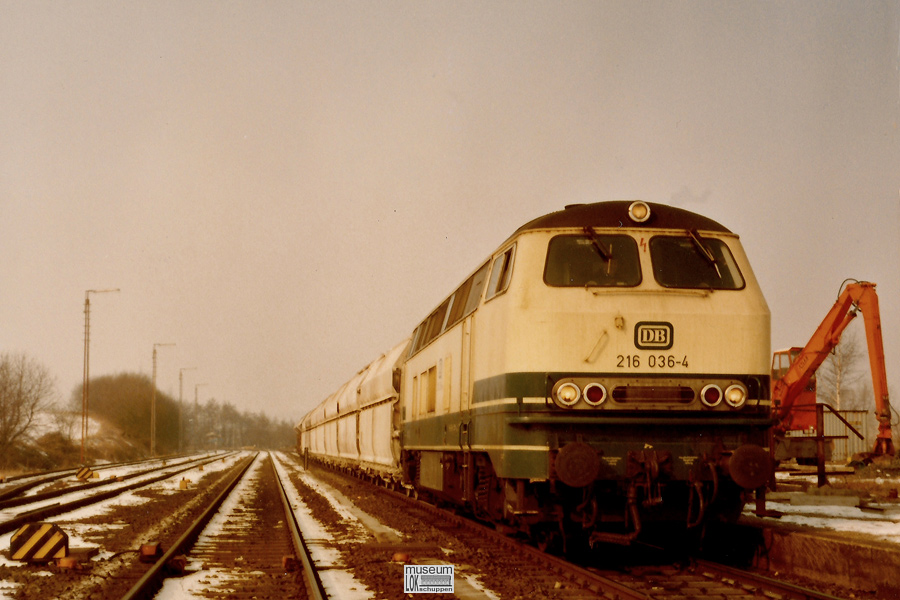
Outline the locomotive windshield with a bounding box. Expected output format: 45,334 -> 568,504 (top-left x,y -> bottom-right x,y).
544,234 -> 641,287
650,234 -> 744,289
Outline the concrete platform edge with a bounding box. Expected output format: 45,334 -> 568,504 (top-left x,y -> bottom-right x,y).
753,527 -> 900,597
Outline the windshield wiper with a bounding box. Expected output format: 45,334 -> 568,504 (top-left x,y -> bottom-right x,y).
583,226 -> 612,261
688,229 -> 721,279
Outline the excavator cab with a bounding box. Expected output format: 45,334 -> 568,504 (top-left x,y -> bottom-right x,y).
771,347 -> 831,464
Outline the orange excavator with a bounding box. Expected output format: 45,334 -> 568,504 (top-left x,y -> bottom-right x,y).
771,281 -> 894,463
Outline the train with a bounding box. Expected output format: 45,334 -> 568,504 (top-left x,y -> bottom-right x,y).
296,201 -> 773,548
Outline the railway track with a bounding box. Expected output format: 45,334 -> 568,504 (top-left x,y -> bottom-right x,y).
0,453 -> 237,535
0,457 -> 179,504
1,452 -> 854,599
120,452 -> 321,599
301,457 -> 851,600
0,452 -> 325,600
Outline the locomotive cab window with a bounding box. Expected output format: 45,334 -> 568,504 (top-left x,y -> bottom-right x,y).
544,234 -> 641,287
650,233 -> 744,289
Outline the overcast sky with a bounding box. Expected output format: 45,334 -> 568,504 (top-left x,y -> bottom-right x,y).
1,2 -> 898,425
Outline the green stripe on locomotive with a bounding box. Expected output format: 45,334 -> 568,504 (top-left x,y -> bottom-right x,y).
403,371 -> 771,481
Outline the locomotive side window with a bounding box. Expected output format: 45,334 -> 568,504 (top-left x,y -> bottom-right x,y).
415,298 -> 450,352
446,261 -> 489,327
544,235 -> 641,287
409,261 -> 490,358
650,235 -> 745,289
461,262 -> 490,315
430,298 -> 452,339
485,245 -> 516,300
409,324 -> 424,356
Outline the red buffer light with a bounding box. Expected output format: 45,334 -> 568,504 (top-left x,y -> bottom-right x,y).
700,384 -> 723,407
583,383 -> 607,406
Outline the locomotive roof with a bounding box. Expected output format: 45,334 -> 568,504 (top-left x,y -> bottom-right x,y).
513,201 -> 732,235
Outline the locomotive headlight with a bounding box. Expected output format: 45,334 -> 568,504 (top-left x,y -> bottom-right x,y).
554,382 -> 581,407
583,383 -> 607,406
628,201 -> 651,223
700,384 -> 723,407
724,384 -> 747,408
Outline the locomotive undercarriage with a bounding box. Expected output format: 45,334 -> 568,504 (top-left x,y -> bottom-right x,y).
402,445 -> 753,550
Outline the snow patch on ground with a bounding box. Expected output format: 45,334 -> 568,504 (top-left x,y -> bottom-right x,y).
0,580 -> 20,600
0,453 -> 245,567
156,566 -> 237,599
272,452 -> 372,600
748,499 -> 900,544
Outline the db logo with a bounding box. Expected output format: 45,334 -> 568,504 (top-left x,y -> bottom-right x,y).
635,322 -> 674,350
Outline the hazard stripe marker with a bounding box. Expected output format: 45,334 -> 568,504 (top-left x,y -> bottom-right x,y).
75,467 -> 93,480
10,523 -> 69,562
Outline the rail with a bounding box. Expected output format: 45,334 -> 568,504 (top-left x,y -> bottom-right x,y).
120,452 -> 327,600
0,453 -> 237,535
120,453 -> 257,600
696,559 -> 848,600
273,453 -> 328,600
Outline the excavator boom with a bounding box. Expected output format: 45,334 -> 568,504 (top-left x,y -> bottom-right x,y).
772,282 -> 894,456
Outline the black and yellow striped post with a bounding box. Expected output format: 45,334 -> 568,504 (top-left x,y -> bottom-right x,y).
10,523 -> 69,563
75,467 -> 93,480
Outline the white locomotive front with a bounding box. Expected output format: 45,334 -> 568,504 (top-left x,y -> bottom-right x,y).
299,201 -> 773,547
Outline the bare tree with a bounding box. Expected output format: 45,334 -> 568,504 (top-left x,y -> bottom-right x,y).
50,407 -> 79,442
0,352 -> 57,466
816,330 -> 865,411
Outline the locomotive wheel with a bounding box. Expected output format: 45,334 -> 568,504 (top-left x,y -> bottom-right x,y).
536,530 -> 561,554
530,524 -> 564,554
710,483 -> 745,523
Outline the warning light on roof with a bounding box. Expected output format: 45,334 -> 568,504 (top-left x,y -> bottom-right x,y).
628,201 -> 651,223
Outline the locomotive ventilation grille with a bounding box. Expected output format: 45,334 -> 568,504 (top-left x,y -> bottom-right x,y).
611,386 -> 694,403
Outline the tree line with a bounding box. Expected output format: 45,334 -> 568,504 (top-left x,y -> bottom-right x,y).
0,351 -> 297,469
67,372 -> 297,458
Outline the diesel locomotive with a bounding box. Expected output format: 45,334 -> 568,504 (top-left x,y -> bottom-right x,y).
297,201 -> 773,547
